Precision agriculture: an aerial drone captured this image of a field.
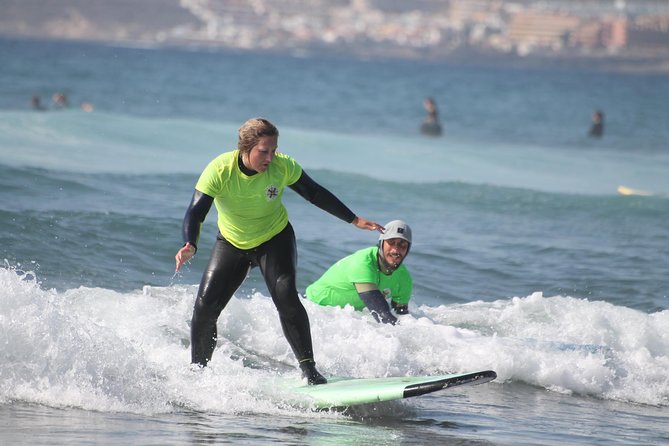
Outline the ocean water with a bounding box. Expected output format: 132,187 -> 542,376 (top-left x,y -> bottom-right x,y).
1,37 -> 669,445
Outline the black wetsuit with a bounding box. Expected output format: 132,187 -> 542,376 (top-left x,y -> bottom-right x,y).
589,122 -> 604,138
420,109 -> 442,136
182,156 -> 355,367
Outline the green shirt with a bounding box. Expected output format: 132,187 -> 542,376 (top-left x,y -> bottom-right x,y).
195,149 -> 302,249
306,246 -> 413,311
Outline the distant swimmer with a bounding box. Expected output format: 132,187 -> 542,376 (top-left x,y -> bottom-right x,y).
420,97 -> 442,137
52,92 -> 69,109
174,117 -> 384,385
80,102 -> 94,112
31,95 -> 46,111
588,110 -> 604,138
306,220 -> 413,325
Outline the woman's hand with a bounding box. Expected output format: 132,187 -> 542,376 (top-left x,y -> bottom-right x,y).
175,243 -> 196,272
352,216 -> 385,233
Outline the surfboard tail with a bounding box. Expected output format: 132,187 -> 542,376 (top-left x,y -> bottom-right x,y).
403,370 -> 497,398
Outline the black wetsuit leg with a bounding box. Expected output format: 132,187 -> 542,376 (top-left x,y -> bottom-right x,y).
191,235 -> 251,366
256,223 -> 315,362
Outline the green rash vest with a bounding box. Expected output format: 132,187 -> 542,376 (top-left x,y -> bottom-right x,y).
306,246 -> 412,311
195,149 -> 302,250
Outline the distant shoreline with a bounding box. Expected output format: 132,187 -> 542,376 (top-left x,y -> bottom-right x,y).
5,34 -> 669,76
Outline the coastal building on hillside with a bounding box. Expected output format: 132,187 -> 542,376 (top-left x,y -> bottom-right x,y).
628,15 -> 669,51
570,17 -> 627,51
1,0 -> 669,63
507,12 -> 581,54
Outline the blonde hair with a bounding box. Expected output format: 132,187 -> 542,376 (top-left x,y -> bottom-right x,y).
237,117 -> 279,155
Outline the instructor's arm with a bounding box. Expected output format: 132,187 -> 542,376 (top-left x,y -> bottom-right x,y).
289,171 -> 384,233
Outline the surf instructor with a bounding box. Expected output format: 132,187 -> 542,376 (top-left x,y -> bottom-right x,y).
175,117 -> 383,385
306,220 -> 413,325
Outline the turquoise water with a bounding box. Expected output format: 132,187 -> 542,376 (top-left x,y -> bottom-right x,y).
1,37 -> 668,445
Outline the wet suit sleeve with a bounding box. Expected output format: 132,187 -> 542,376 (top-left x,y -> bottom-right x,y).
355,283 -> 398,325
289,171 -> 356,223
182,190 -> 214,252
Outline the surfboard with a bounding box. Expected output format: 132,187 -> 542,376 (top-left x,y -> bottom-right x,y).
617,185 -> 653,196
290,370 -> 496,409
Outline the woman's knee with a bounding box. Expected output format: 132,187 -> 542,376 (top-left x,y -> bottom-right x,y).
273,279 -> 306,318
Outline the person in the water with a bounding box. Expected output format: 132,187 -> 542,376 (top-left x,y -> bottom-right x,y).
306,220 -> 413,325
420,97 -> 442,137
588,109 -> 604,138
174,117 -> 383,385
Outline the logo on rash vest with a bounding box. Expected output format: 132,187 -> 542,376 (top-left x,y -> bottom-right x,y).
265,185 -> 279,201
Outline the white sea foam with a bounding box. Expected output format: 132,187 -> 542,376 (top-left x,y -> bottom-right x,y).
1,268 -> 667,415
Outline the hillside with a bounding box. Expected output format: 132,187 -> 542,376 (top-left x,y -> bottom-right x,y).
0,0 -> 199,41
